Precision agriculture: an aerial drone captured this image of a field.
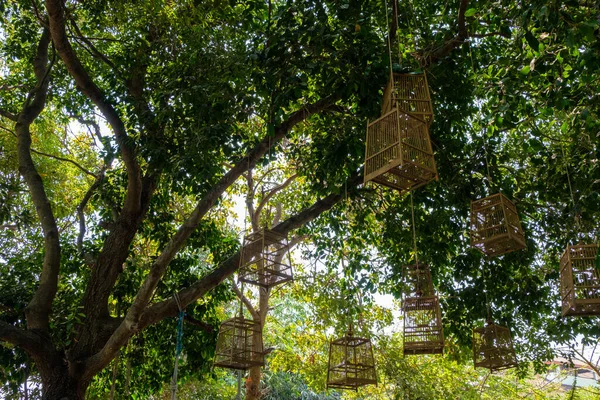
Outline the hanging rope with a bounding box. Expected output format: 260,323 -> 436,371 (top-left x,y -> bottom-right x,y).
482,262 -> 492,323
482,133 -> 493,193
561,144 -> 581,240
410,192 -> 418,267
383,0 -> 394,79
170,293 -> 185,400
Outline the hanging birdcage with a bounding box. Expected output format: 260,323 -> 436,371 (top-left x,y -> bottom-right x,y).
238,228 -> 293,289
473,322 -> 518,372
403,296 -> 444,355
326,326 -> 377,390
364,108 -> 438,194
382,73 -> 434,125
403,262 -> 434,297
213,316 -> 264,370
560,243 -> 600,317
470,193 -> 526,257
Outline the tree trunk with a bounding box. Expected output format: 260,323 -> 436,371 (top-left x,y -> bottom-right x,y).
39,365 -> 89,400
245,365 -> 262,400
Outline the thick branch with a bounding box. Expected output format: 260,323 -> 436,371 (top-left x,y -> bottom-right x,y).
45,0 -> 141,214
183,315 -> 214,332
16,27 -> 60,332
0,107 -> 18,122
418,0 -> 470,67
0,321 -> 50,357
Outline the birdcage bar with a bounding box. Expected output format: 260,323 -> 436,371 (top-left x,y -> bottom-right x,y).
238,228 -> 293,289
470,193 -> 526,257
473,322 -> 518,372
403,262 -> 434,297
364,108 -> 437,194
403,296 -> 444,355
382,73 -> 433,125
560,243 -> 600,317
213,317 -> 264,370
326,328 -> 377,390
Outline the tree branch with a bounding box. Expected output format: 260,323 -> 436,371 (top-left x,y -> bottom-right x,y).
253,174 -> 298,229
77,169 -> 106,253
246,169 -> 258,232
231,279 -> 260,320
15,27 -> 60,332
183,314 -> 214,332
45,0 -> 141,214
67,15 -> 120,75
0,107 -> 18,122
417,0 -> 470,67
0,321 -> 51,358
30,147 -> 97,177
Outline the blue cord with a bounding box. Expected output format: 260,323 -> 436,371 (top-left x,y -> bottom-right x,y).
176,310 -> 185,356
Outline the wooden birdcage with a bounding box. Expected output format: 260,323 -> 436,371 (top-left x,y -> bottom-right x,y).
326,326 -> 377,390
560,243 -> 600,317
473,322 -> 518,372
238,228 -> 293,289
403,296 -> 444,355
382,73 -> 433,125
403,262 -> 434,297
213,316 -> 264,370
470,193 -> 526,257
364,108 -> 438,194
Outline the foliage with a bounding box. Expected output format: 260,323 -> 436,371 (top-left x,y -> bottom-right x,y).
1,0 -> 600,397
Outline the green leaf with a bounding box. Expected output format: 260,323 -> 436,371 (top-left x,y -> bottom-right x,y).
464,8 -> 477,17
519,66 -> 530,75
525,31 -> 540,51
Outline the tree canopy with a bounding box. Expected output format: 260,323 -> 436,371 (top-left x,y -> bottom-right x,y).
1,0 -> 599,398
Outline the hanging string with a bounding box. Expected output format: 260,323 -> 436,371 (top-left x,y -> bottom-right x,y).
482,262 -> 491,323
482,132 -> 493,193
383,0 -> 394,79
561,144 -> 580,240
410,192 -> 418,267
170,293 -> 185,400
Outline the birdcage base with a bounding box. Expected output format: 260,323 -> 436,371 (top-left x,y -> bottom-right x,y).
327,377 -> 378,390
403,342 -> 444,355
472,233 -> 526,257
371,163 -> 437,195
475,354 -> 518,372
238,262 -> 293,289
213,357 -> 264,371
560,244 -> 600,317
562,301 -> 600,317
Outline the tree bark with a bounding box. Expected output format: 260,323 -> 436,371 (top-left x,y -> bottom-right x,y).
40,371 -> 88,400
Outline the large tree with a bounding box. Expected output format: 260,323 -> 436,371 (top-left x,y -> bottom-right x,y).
1,0 -> 599,398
